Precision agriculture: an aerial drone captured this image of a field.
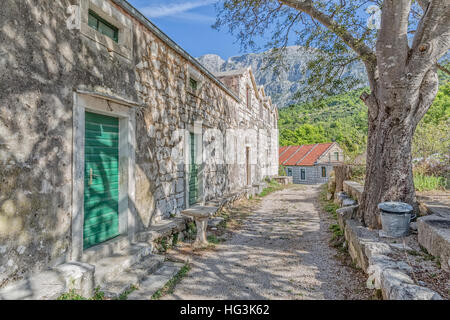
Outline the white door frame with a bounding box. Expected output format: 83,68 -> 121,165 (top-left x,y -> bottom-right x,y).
71,91 -> 137,261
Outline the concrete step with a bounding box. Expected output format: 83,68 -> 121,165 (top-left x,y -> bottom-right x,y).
100,254 -> 165,299
126,262 -> 184,300
93,243 -> 153,285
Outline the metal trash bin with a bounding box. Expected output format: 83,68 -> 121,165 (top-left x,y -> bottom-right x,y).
378,202 -> 415,238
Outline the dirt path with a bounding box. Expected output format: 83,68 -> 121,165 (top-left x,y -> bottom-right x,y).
163,184 -> 372,300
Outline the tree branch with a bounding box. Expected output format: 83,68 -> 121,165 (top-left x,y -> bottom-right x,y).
278,0 -> 376,66
437,64 -> 450,75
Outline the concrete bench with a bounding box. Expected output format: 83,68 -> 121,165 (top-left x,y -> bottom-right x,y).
181,205 -> 219,248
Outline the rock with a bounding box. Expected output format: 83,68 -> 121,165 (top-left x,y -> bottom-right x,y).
336,205 -> 359,230
380,269 -> 442,300
334,191 -> 349,207
410,222 -> 417,231
342,198 -> 357,207
417,215 -> 450,272
208,217 -> 225,227
343,181 -> 364,203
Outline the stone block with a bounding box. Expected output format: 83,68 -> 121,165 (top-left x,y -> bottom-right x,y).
343,181 -> 364,203
0,262 -> 95,300
417,215 -> 450,271
53,262 -> 95,298
336,205 -> 359,230
380,269 -> 442,300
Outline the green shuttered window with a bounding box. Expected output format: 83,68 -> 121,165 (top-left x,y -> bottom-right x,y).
189,133 -> 198,205
83,112 -> 120,249
88,10 -> 119,43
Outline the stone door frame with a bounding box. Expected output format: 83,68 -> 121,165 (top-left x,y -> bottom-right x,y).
185,121 -> 203,208
71,91 -> 137,261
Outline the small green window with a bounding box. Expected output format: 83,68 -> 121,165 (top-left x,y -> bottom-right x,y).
88,10 -> 119,43
190,78 -> 198,91
287,168 -> 293,176
322,166 -> 326,177
334,152 -> 339,161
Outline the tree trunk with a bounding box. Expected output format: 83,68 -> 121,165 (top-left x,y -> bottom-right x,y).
358,107 -> 417,229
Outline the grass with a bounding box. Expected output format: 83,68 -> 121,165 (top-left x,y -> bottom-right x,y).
187,222 -> 197,240
258,179 -> 284,197
151,264 -> 191,300
329,223 -> 344,240
414,173 -> 447,191
118,285 -> 138,300
58,286 -> 105,300
207,235 -> 220,244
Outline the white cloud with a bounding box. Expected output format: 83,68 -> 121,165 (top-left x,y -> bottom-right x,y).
140,0 -> 218,18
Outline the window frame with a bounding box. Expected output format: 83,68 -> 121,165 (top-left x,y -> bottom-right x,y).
189,78 -> 198,91
321,166 -> 327,177
334,152 -> 339,161
88,9 -> 119,43
287,168 -> 293,176
300,168 -> 306,180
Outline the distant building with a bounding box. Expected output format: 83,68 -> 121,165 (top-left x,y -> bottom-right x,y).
279,143 -> 344,184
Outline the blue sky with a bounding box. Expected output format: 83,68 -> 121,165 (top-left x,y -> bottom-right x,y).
128,0 -> 253,59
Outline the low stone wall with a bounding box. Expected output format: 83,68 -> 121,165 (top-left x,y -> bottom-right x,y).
417,215 -> 450,272
334,165 -> 352,192
332,180 -> 443,300
343,180 -> 364,203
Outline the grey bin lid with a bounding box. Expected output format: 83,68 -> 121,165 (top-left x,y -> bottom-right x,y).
378,201 -> 413,214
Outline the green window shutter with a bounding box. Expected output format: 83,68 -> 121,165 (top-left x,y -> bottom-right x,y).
88,10 -> 119,43
189,133 -> 198,205
83,112 -> 120,249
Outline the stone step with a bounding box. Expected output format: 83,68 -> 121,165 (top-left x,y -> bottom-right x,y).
137,217 -> 187,244
126,262 -> 184,300
93,243 -> 153,285
0,262 -> 95,300
100,254 -> 165,299
81,235 -> 131,264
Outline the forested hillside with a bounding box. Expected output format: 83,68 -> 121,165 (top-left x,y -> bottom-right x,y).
278,88 -> 369,157
278,68 -> 449,163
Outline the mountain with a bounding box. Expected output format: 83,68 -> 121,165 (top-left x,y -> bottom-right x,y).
197,46 -> 366,108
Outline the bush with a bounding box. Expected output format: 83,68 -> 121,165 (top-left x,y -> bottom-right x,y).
414,173 -> 447,191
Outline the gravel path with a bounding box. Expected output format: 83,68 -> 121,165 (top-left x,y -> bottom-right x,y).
163,184 -> 371,300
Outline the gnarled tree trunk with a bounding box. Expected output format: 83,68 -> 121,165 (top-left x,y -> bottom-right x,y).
279,0 -> 450,229
356,0 -> 447,229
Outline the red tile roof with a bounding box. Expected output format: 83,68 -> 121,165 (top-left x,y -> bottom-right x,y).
278,146 -> 300,164
279,143 -> 334,166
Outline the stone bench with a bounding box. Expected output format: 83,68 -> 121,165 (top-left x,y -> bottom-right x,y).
272,176 -> 293,185
181,205 -> 219,248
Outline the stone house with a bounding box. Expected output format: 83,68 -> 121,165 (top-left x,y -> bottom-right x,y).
0,0 -> 278,293
279,143 -> 344,184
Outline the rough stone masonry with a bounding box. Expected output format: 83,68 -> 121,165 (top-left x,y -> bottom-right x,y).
0,0 -> 279,288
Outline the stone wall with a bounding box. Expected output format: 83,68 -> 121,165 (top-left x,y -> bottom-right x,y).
0,0 -> 278,288
286,165 -> 333,184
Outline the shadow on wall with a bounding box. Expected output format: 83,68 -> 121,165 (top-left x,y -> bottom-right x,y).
0,0 -> 138,288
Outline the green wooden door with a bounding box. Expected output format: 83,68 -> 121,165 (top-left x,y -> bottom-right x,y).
83,112 -> 120,249
189,132 -> 198,205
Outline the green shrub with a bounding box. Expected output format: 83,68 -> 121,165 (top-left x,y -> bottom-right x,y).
414,173 -> 447,191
